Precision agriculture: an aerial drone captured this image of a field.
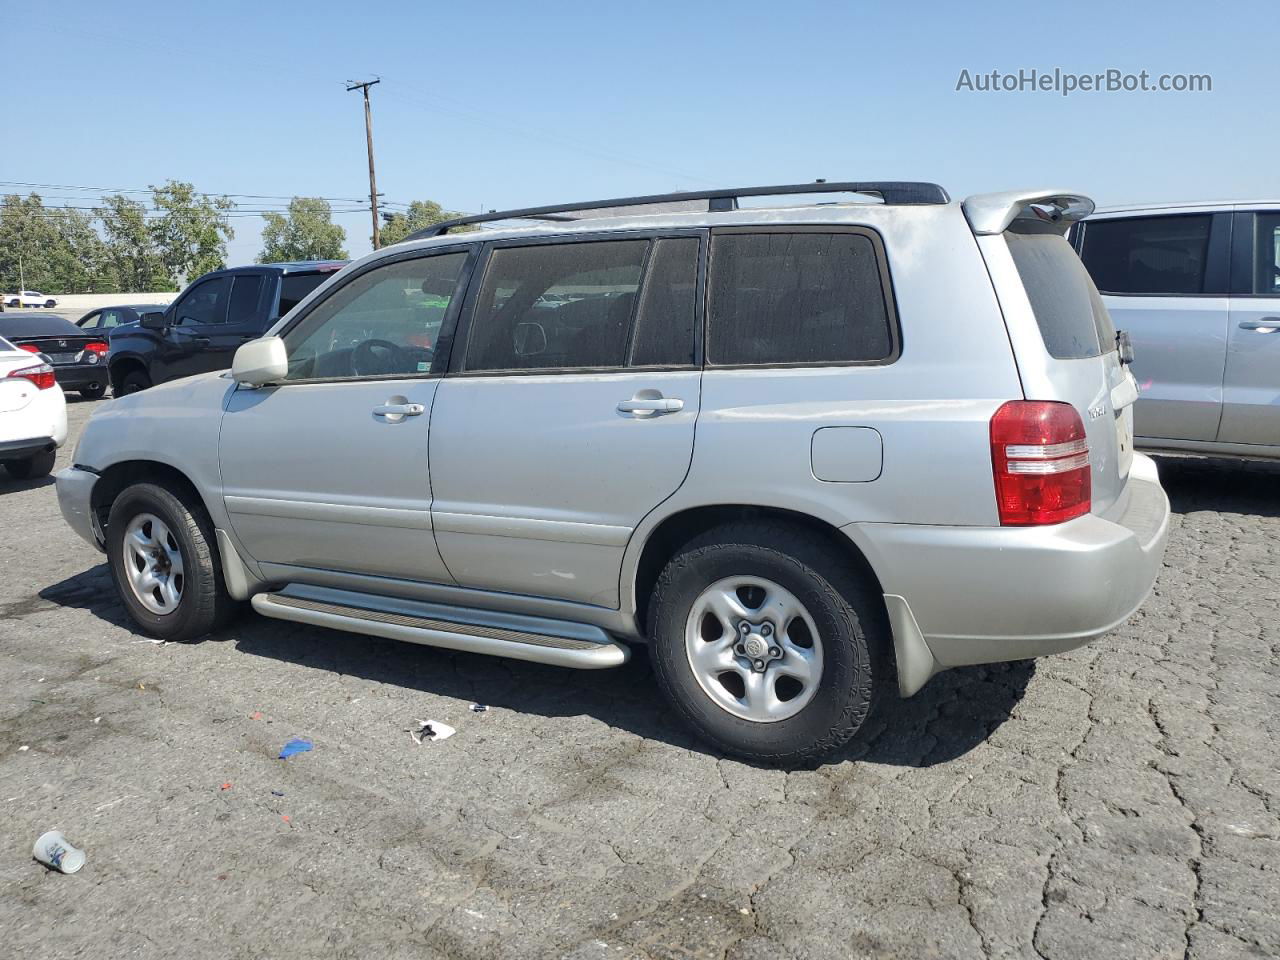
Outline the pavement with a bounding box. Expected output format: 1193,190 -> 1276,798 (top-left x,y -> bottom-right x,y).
0,398 -> 1277,959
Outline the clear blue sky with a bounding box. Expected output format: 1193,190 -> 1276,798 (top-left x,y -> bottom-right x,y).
4,0 -> 1274,267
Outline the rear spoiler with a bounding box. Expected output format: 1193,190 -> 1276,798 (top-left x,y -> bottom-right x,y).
962,190 -> 1095,236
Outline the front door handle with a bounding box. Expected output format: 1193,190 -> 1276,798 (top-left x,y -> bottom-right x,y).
1239,319 -> 1280,332
373,402 -> 425,419
617,397 -> 684,415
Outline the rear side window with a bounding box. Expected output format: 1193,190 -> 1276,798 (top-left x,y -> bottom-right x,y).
630,237 -> 699,366
228,275 -> 265,323
467,240 -> 648,372
707,232 -> 893,366
1252,213 -> 1280,294
1006,225 -> 1116,360
1079,214 -> 1213,295
278,273 -> 330,316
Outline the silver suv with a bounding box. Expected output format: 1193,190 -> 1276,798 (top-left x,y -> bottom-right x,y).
55,182 -> 1171,763
1072,201 -> 1280,459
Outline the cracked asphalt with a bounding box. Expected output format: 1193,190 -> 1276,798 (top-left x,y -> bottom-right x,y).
1,397 -> 1277,959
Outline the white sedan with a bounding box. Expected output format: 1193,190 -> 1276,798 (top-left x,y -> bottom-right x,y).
0,335 -> 67,479
5,290 -> 58,308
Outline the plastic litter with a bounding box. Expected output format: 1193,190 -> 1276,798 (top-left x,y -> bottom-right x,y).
33,831 -> 85,874
271,790 -> 285,797
409,720 -> 456,744
278,738 -> 313,760
18,745 -> 29,752
220,782 -> 233,791
469,703 -> 489,713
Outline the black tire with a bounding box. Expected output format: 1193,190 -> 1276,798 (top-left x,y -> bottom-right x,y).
45,300 -> 56,308
648,522 -> 889,765
80,383 -> 107,400
106,482 -> 238,641
117,369 -> 151,395
4,449 -> 56,479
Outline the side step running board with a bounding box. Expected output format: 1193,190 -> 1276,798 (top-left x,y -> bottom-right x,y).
251,585 -> 629,669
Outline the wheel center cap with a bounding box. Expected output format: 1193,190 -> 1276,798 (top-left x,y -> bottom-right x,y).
744,636 -> 768,658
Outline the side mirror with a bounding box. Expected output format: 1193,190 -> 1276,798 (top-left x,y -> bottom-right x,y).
140,311 -> 167,331
232,336 -> 288,387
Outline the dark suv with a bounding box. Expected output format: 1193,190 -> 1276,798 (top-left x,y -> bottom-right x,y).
107,261 -> 345,394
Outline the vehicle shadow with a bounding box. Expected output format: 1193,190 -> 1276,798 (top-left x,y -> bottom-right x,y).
1152,454 -> 1280,518
0,473 -> 55,493
36,566 -> 1034,770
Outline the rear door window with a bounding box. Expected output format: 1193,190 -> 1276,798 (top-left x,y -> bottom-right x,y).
630,237 -> 699,367
706,231 -> 894,366
1006,224 -> 1116,360
1079,214 -> 1214,295
228,275 -> 266,324
1251,213 -> 1280,294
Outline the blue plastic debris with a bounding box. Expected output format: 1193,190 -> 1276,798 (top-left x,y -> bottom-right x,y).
278,738 -> 313,760
271,790 -> 285,797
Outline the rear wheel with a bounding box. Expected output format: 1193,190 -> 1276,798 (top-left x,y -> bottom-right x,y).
116,369 -> 151,395
648,522 -> 888,765
3,449 -> 56,479
80,383 -> 107,400
106,482 -> 237,641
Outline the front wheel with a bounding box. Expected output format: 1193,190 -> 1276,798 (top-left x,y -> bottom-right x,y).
648,522 -> 888,765
106,482 -> 237,641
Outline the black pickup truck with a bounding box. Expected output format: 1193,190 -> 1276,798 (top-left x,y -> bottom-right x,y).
107,261 -> 346,395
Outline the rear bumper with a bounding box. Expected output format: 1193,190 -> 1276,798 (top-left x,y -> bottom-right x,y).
55,465 -> 104,551
0,436 -> 57,461
847,453 -> 1171,694
53,365 -> 109,390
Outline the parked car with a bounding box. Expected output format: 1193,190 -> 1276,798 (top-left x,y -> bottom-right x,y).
0,314 -> 109,399
5,291 -> 58,308
0,334 -> 66,479
56,182 -> 1170,763
76,303 -> 170,337
1071,202 -> 1280,460
106,263 -> 346,395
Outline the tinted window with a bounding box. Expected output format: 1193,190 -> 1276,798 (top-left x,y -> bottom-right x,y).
79,312 -> 102,329
228,275 -> 265,322
631,237 -> 699,366
282,252 -> 466,381
1007,225 -> 1116,360
1079,214 -> 1212,295
467,240 -> 647,372
1253,213 -> 1280,295
279,273 -> 331,315
100,310 -> 123,328
707,232 -> 892,366
174,277 -> 230,326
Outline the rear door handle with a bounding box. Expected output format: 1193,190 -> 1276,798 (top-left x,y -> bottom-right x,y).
1239,319 -> 1280,332
373,402 -> 425,418
617,397 -> 684,415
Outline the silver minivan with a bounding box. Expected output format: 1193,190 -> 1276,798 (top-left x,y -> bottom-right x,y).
1073,202 -> 1280,459
56,182 -> 1170,763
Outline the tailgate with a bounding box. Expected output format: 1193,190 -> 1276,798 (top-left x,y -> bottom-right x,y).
970,197 -> 1134,515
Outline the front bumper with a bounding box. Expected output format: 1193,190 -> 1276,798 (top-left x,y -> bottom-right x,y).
55,465 -> 103,551
847,453 -> 1171,694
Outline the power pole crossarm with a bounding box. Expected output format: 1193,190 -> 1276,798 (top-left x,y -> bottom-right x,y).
346,78 -> 382,250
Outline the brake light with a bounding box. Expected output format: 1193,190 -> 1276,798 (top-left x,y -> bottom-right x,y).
990,401 -> 1091,526
6,361 -> 56,390
18,343 -> 39,353
85,341 -> 108,355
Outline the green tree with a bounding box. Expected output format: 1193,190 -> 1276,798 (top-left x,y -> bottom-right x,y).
379,199 -> 466,246
0,193 -> 61,292
258,198 -> 348,262
98,194 -> 171,292
149,180 -> 235,284
47,207 -> 113,293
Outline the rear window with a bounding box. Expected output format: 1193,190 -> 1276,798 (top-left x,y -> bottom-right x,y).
707,232 -> 894,366
278,273 -> 330,316
1006,225 -> 1116,360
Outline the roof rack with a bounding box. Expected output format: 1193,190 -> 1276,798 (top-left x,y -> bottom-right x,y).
407,181 -> 950,241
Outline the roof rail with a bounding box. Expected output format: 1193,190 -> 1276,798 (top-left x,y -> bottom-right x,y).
407,181 -> 951,241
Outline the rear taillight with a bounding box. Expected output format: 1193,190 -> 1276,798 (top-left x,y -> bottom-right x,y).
6,362 -> 56,390
990,400 -> 1091,526
85,341 -> 108,355
18,343 -> 39,353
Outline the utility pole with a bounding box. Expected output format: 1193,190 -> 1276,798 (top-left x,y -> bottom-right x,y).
346,77 -> 382,249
